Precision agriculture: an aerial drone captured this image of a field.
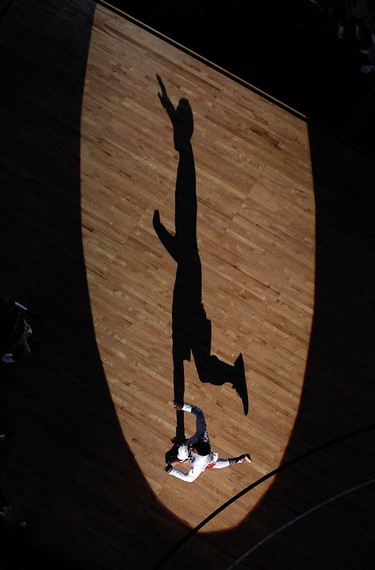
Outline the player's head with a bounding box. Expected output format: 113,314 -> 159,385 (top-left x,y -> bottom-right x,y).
192,440 -> 211,456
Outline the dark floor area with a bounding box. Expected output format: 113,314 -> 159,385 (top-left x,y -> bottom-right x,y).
102,0 -> 375,157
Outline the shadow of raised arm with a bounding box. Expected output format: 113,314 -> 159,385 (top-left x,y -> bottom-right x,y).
156,74 -> 193,151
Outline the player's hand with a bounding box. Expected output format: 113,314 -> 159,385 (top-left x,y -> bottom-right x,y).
156,74 -> 168,108
165,463 -> 173,473
173,401 -> 183,411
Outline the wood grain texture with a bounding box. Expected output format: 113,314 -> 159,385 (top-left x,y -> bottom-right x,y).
79,1 -> 315,530
0,1 -> 373,569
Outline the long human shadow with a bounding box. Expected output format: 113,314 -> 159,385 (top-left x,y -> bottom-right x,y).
157,124 -> 375,568
153,76 -> 248,446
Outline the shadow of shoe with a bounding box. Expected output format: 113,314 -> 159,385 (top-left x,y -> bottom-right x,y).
232,353 -> 249,415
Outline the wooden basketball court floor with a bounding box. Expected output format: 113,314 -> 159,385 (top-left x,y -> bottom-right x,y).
0,1 -> 374,568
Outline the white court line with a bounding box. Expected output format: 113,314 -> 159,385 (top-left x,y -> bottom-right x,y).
226,478 -> 375,569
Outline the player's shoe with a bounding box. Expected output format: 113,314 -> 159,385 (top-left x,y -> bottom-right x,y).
237,453 -> 251,464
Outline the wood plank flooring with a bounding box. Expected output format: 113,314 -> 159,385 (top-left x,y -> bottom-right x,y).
0,1 -> 374,569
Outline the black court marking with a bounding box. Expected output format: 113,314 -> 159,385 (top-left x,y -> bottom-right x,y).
153,422 -> 375,568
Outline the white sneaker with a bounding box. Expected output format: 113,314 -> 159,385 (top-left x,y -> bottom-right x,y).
2,354 -> 15,364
